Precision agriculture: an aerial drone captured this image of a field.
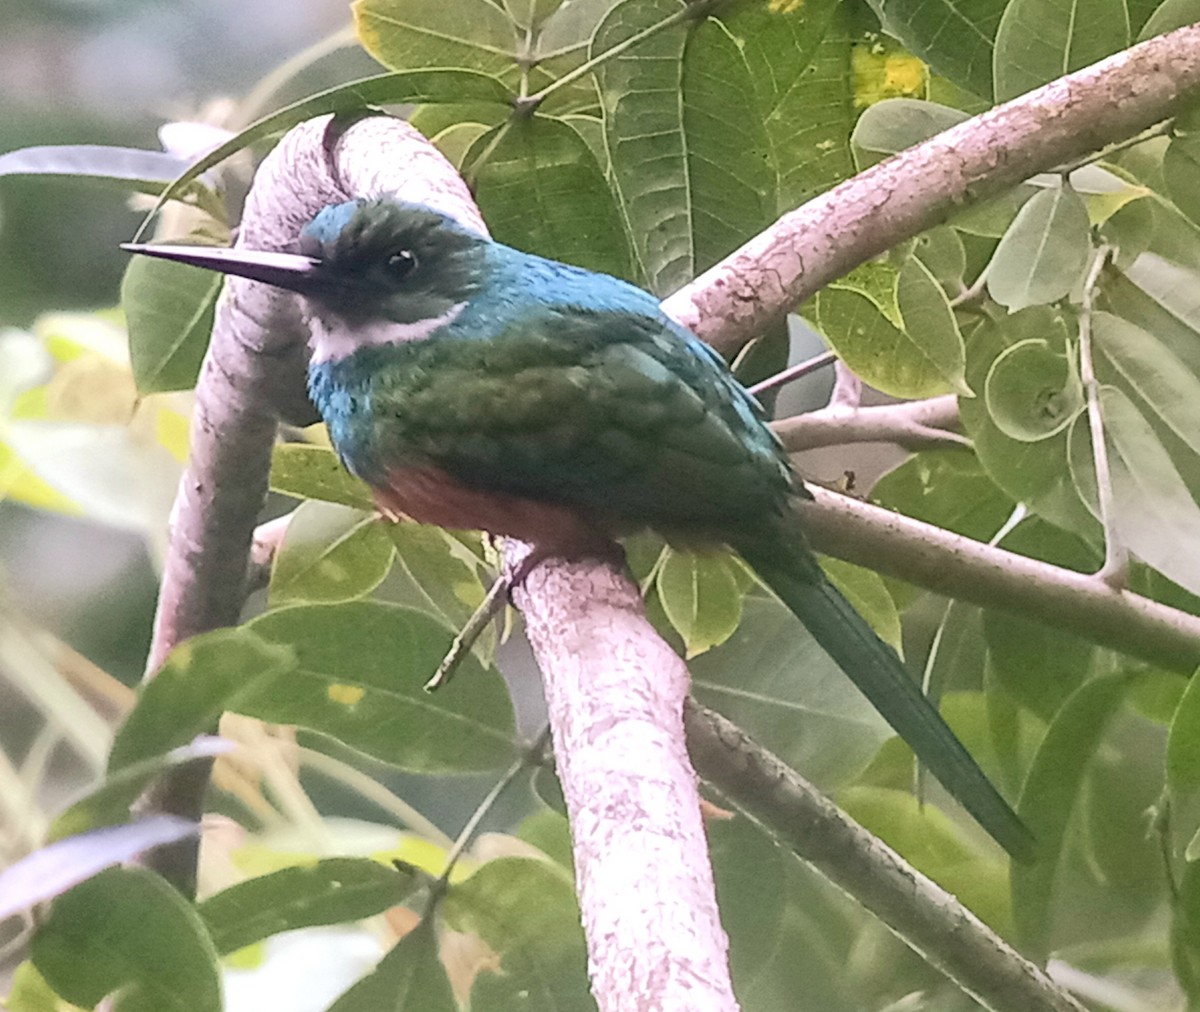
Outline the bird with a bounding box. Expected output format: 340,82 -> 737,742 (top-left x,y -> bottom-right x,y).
124,197 -> 1033,860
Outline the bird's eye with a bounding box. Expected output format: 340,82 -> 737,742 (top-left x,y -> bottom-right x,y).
387,249 -> 418,277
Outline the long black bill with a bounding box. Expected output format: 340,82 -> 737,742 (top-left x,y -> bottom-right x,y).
121,243 -> 323,295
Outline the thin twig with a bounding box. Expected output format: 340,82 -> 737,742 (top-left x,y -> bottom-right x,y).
1077,243 -> 1127,589
425,571 -> 512,691
749,350 -> 837,396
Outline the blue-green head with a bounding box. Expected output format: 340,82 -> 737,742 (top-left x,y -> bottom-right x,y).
123,198 -> 490,361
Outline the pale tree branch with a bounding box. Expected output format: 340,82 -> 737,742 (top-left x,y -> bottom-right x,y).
773,394 -> 967,452
662,22 -> 1200,354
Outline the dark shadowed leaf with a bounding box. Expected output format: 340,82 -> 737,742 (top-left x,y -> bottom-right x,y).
32,866 -> 221,1012
200,859 -> 415,955
327,914 -> 456,1011
110,607 -> 516,775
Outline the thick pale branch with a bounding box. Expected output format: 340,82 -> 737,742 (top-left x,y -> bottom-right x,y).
773,395 -> 966,451
684,701 -> 1088,1012
800,487 -> 1200,674
662,23 -> 1200,353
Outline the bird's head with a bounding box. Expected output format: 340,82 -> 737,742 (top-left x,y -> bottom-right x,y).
123,198 -> 489,360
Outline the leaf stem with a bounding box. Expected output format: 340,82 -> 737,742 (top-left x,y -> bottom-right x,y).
424,571 -> 511,691
1077,244 -> 1127,590
519,0 -> 714,113
436,726 -> 551,887
748,350 -> 837,396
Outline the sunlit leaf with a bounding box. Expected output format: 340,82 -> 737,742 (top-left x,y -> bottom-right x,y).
269,501 -> 394,607
986,184 -> 1091,310
656,548 -> 743,658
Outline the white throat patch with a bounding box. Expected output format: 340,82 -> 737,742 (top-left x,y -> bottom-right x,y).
308,302 -> 468,364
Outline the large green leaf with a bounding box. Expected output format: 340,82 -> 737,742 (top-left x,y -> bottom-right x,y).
993,0 -> 1130,102
851,98 -> 969,169
199,859 -> 415,956
354,0 -> 520,78
656,547 -> 743,658
443,857 -> 594,1011
897,254 -> 970,395
328,915 -> 457,1011
110,608 -> 516,775
32,866 -> 221,1012
592,0 -> 694,292
1070,386 -> 1200,596
868,0 -> 1007,99
269,501 -> 394,607
467,115 -> 633,279
986,183 -> 1091,310
983,338 -> 1083,442
813,284 -> 952,399
270,443 -> 376,511
1011,674 -> 1129,957
1164,134 -> 1200,229
122,245 -> 221,394
1167,670 -> 1200,794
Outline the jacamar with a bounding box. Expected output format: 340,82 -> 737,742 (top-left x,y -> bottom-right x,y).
125,198 -> 1032,859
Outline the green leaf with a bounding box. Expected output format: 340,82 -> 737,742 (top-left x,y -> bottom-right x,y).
443,857 -> 593,1011
1093,311 -> 1200,459
1165,134 -> 1200,228
270,443 -> 376,511
1011,674 -> 1129,957
269,501 -> 394,607
851,98 -> 969,169
467,115 -> 633,279
983,338 -> 1083,442
984,609 -> 1095,720
691,597 -> 890,787
1168,670 -> 1200,792
592,0 -> 695,292
1136,0 -> 1200,40
328,915 -> 457,1011
354,0 -> 520,78
199,859 -> 415,956
110,606 -> 517,774
0,817 -> 198,920
656,548 -> 743,658
387,523 -> 491,640
32,866 -> 221,1012
0,145 -> 197,196
868,0 -> 1006,99
503,0 -> 565,30
1069,386 -> 1200,596
897,254 -> 970,395
913,226 -> 968,288
986,183 -> 1091,310
819,558 -> 903,656
122,246 -> 221,394
993,0 -> 1129,103
813,285 -> 951,398
50,738 -> 230,841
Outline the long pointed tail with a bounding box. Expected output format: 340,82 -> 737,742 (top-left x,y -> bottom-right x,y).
738,538 -> 1034,861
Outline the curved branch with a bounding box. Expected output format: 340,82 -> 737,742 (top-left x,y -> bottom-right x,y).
773,395 -> 967,451
800,487 -> 1200,673
662,23 -> 1200,353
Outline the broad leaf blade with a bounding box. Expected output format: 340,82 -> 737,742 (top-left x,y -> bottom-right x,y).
986,184 -> 1091,310
32,866 -> 221,1012
270,443 -> 376,511
269,501 -> 394,607
327,915 -> 457,1011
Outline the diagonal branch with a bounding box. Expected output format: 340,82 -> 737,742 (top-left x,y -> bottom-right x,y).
662,22 -> 1200,354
